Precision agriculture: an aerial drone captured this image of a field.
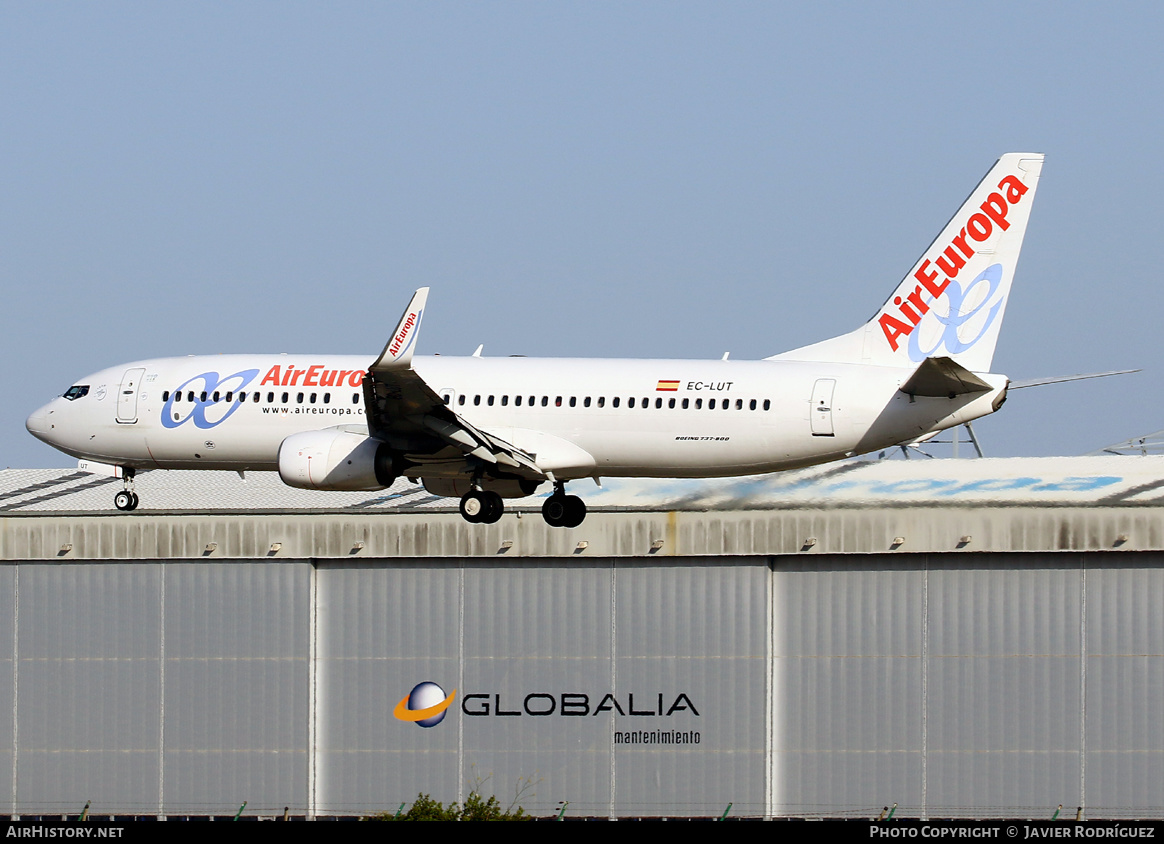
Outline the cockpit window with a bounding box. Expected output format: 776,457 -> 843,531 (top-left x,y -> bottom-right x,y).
63,385 -> 89,401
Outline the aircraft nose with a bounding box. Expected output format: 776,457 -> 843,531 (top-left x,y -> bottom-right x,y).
25,403 -> 54,443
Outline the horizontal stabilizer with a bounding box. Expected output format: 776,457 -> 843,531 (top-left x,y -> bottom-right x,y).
899,356 -> 993,398
1009,369 -> 1139,390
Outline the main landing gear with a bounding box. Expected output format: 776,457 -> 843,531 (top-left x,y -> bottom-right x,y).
459,489 -> 504,524
456,481 -> 588,528
114,468 -> 139,511
542,482 -> 586,528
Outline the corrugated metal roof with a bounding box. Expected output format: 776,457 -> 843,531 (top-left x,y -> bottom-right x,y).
3,455 -> 1164,514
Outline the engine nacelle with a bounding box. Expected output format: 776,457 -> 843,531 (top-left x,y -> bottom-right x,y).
278,430 -> 396,491
422,477 -> 543,499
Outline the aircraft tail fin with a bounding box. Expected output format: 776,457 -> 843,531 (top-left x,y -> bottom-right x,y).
768,153 -> 1044,372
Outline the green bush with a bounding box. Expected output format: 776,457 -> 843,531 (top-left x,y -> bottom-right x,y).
367,791 -> 529,821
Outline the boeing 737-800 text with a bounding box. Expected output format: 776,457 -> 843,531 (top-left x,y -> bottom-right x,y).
26,153 -> 1044,527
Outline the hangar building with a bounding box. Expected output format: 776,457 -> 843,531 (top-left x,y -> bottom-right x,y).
0,456 -> 1162,819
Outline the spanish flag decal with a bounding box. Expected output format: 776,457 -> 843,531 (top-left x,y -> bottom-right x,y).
656,380 -> 680,391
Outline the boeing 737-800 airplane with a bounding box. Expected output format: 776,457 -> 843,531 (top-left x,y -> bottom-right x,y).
27,153 -> 1044,527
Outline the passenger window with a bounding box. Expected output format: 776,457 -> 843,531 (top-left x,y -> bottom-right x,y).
501,395 -> 508,406
682,398 -> 689,409
750,399 -> 757,410
709,399 -> 716,409
188,391 -> 195,403
310,393 -> 317,404
529,396 -> 535,406
514,395 -> 522,406
628,397 -> 635,408
474,395 -> 481,406
612,397 -> 620,408
569,397 -> 577,408
655,398 -> 662,409
352,393 -> 360,404
763,399 -> 771,411
696,398 -> 702,409
323,393 -> 330,404
583,397 -> 591,408
488,395 -> 495,406
668,398 -> 676,409
542,396 -> 548,407
295,393 -> 303,403
163,391 -> 171,402
458,395 -> 466,406
267,392 -> 274,403
736,399 -> 743,410
281,392 -> 289,403
555,396 -> 562,407
598,397 -> 605,408
443,394 -> 450,405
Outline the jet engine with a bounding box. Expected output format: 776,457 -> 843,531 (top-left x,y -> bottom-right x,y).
278,430 -> 397,491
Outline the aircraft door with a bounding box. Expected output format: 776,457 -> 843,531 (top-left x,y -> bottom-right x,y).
116,367 -> 146,423
810,379 -> 835,437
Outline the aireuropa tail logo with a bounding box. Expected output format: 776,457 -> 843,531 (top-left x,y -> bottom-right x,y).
905,263 -> 1004,362
394,681 -> 457,728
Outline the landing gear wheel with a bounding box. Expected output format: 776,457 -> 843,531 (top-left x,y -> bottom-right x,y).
129,492 -> 140,510
114,490 -> 134,511
460,490 -> 487,523
562,495 -> 586,528
542,495 -> 568,527
542,494 -> 586,528
480,491 -> 504,524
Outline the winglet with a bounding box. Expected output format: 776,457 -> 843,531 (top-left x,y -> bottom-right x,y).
372,288 -> 428,372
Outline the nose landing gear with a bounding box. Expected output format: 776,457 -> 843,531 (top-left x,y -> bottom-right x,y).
114,469 -> 139,511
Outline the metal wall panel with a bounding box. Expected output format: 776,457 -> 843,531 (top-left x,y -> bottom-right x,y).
773,560 -> 924,817
926,556 -> 1082,817
612,561 -> 766,817
314,559 -> 764,818
314,561 -> 463,816
0,567 -> 13,814
161,561 -> 309,816
15,563 -> 162,815
1084,557 -> 1164,816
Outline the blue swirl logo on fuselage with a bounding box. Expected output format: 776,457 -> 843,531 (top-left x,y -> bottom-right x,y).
161,369 -> 260,429
907,263 -> 1005,362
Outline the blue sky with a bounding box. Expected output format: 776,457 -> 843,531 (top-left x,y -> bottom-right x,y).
3,2 -> 1162,467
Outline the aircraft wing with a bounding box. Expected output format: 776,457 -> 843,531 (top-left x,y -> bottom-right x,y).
362,288 -> 546,479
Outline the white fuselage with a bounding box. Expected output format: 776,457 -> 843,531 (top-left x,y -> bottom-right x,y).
27,353 -> 1007,481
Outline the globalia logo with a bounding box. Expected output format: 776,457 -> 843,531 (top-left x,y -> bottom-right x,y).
394,681 -> 457,728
